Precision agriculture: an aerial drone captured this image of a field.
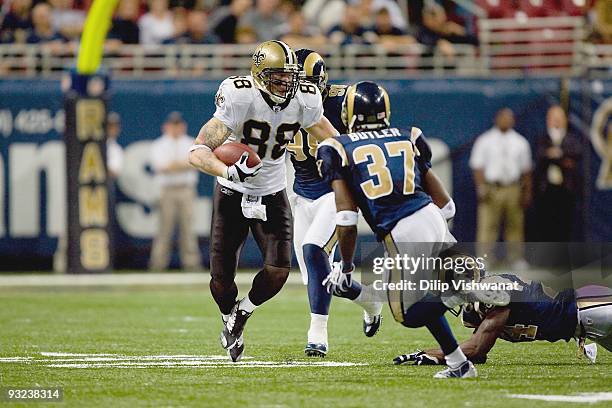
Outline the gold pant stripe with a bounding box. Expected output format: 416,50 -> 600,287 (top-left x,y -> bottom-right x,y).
577,299 -> 612,310
323,228 -> 338,256
383,234 -> 404,323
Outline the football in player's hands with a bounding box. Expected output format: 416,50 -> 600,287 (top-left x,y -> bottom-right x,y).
214,142 -> 261,168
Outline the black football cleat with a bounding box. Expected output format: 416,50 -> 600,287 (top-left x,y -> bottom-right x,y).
228,335 -> 245,362
304,343 -> 327,357
220,301 -> 252,354
363,312 -> 382,337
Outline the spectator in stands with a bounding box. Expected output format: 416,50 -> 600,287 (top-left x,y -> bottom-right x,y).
48,0 -> 85,40
149,112 -> 201,271
328,4 -> 377,45
417,2 -> 478,58
534,106 -> 582,241
238,0 -> 283,42
352,0 -> 407,31
374,8 -> 415,49
470,108 -> 532,270
106,112 -> 124,180
26,2 -> 65,47
164,9 -> 219,44
590,0 -> 612,44
170,0 -> 197,8
169,7 -> 189,40
301,0 -> 345,35
108,0 -> 141,45
210,0 -> 252,44
277,8 -> 326,47
0,0 -> 33,43
279,0 -> 298,19
139,0 -> 176,45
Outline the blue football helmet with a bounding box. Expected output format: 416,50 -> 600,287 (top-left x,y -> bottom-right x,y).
341,81 -> 391,133
295,48 -> 328,95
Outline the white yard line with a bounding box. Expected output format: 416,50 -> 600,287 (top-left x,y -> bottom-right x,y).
508,393 -> 612,403
0,272 -> 310,287
40,352 -> 117,357
47,362 -> 364,369
1,353 -> 366,369
0,357 -> 33,362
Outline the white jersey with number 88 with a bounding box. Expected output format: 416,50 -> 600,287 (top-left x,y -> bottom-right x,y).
213,75 -> 323,196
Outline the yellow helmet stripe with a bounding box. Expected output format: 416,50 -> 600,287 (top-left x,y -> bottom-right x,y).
304,52 -> 320,76
382,87 -> 391,121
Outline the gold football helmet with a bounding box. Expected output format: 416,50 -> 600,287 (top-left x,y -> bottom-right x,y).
295,49 -> 328,96
251,40 -> 300,104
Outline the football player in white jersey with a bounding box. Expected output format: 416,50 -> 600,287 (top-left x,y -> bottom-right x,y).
189,40 -> 339,362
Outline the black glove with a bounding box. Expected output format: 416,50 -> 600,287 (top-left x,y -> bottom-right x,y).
393,350 -> 440,365
226,152 -> 262,182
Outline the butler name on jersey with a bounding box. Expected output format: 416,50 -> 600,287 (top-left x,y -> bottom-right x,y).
213,75 -> 323,196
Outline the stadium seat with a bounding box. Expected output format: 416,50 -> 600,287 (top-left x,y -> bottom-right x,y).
517,0 -> 558,17
475,0 -> 516,19
559,0 -> 591,16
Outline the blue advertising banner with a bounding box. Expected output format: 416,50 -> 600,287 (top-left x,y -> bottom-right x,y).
0,78 -> 609,271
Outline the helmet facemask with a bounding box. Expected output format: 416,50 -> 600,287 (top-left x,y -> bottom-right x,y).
350,115 -> 390,133
256,66 -> 299,104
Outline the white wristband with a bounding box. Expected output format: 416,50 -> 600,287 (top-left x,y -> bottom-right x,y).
336,210 -> 358,226
440,199 -> 456,220
189,144 -> 212,153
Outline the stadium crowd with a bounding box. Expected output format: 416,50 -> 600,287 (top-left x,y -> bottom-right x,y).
0,0 -> 610,53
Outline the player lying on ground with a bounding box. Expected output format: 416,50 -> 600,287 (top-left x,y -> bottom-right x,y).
189,40 -> 339,362
394,275 -> 612,366
287,49 -> 384,357
316,81 -> 506,378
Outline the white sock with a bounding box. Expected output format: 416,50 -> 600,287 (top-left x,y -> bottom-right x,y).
239,295 -> 258,313
307,313 -> 328,344
353,286 -> 383,317
445,346 -> 468,368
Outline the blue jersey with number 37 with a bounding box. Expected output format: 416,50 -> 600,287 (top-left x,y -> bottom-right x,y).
316,127 -> 433,240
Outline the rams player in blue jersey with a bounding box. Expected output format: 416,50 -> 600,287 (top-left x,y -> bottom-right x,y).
287,50 -> 384,357
316,81 -> 489,378
394,275 -> 612,365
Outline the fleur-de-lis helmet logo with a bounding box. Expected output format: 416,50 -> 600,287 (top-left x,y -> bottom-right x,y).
253,50 -> 266,67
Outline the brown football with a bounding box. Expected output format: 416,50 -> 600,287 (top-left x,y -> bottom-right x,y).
213,142 -> 262,167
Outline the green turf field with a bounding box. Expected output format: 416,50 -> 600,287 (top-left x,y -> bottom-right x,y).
0,283 -> 610,407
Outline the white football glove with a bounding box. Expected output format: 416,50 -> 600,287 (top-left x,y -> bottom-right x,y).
226,152 -> 262,183
322,261 -> 354,296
